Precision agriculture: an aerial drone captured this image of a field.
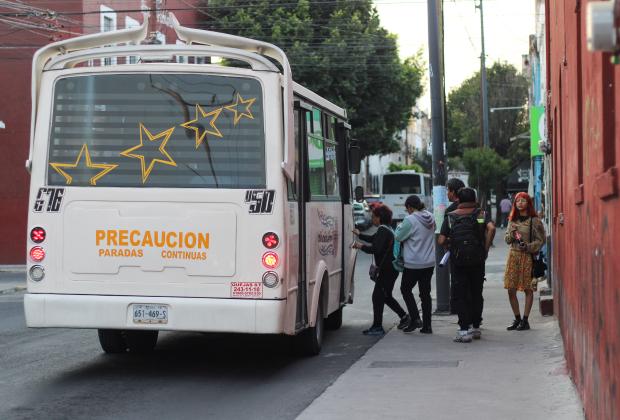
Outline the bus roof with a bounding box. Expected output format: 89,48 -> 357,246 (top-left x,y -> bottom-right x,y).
293,82 -> 347,120
383,171 -> 429,176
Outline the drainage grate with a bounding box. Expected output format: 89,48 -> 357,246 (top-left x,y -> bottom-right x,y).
369,361 -> 460,368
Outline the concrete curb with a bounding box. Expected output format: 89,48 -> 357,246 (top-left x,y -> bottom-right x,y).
0,265 -> 26,273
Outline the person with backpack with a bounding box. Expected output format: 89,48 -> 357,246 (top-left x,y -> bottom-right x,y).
438,188 -> 496,343
445,178 -> 466,314
504,192 -> 546,331
394,195 -> 436,334
353,204 -> 408,336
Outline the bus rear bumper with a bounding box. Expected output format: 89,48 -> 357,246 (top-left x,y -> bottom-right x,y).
24,293 -> 287,334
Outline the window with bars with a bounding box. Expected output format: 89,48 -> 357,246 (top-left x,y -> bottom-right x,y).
47,73 -> 265,189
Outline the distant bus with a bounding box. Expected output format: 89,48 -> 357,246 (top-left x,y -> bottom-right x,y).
381,171 -> 432,225
23,14 -> 360,356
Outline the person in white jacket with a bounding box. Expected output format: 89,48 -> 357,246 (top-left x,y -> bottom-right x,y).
394,195 -> 436,333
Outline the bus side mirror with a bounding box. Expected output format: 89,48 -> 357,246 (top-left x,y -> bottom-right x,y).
354,186 -> 364,202
349,145 -> 361,174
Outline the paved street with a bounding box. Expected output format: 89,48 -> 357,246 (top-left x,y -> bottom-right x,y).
0,251 -> 387,420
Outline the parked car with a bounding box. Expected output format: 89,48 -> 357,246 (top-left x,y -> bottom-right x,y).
353,201 -> 372,230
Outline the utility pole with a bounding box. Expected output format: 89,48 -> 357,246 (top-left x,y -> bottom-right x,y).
476,0 -> 490,148
427,0 -> 450,314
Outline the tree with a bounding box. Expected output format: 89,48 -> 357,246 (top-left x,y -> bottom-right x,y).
462,148 -> 510,193
447,62 -> 529,216
446,62 -> 529,168
387,162 -> 424,173
200,0 -> 425,157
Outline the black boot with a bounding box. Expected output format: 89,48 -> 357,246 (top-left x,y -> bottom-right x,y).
507,318 -> 521,331
403,318 -> 423,333
516,319 -> 530,331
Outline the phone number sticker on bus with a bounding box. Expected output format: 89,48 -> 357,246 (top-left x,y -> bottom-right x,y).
231,282 -> 263,298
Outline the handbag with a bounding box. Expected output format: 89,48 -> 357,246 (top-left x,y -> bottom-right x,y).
368,226 -> 394,282
532,251 -> 547,278
529,218 -> 547,278
369,256 -> 380,282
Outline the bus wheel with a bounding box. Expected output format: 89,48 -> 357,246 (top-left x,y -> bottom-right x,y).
98,329 -> 127,354
325,307 -> 343,330
296,300 -> 324,356
125,330 -> 159,353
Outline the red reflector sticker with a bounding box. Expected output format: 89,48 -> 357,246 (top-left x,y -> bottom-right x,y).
231,282 -> 263,298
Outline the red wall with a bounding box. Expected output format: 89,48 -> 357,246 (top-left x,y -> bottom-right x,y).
0,2 -> 81,264
547,1 -> 620,418
0,1 -> 200,264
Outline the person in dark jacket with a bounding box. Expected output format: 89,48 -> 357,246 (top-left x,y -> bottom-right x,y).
438,188 -> 496,343
445,178 -> 465,314
353,204 -> 407,336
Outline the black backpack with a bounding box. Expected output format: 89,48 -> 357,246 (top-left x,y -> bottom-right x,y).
448,209 -> 486,267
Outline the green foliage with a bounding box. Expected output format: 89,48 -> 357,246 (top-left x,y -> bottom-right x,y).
462,148 -> 510,193
447,156 -> 465,171
201,0 -> 425,157
446,62 -> 529,167
387,162 -> 424,173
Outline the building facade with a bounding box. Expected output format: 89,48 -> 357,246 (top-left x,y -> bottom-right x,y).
0,0 -> 200,263
547,0 -> 620,418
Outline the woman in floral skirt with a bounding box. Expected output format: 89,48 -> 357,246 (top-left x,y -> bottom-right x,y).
503,192 -> 546,331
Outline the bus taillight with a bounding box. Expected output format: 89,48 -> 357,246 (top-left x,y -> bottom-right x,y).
262,251 -> 279,269
30,227 -> 46,243
262,232 -> 279,249
29,246 -> 46,262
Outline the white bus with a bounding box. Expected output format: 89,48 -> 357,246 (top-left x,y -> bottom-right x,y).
24,14 -> 360,356
380,171 -> 433,225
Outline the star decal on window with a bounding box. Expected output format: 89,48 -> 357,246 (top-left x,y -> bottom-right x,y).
224,93 -> 256,125
180,104 -> 224,148
49,144 -> 118,186
120,123 -> 177,183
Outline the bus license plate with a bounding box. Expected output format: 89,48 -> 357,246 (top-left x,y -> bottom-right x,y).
132,304 -> 168,324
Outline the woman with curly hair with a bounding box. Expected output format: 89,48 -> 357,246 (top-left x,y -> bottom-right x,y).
503,192 -> 546,331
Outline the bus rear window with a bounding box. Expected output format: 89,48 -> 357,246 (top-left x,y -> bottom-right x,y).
382,175 -> 421,194
47,73 -> 265,188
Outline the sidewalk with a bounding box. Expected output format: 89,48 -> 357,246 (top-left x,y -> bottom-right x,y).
297,231 -> 584,420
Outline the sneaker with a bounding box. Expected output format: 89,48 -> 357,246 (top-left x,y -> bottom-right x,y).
469,327 -> 481,340
516,320 -> 530,331
362,326 -> 385,336
397,314 -> 411,330
403,318 -> 423,333
453,330 -> 473,343
419,327 -> 433,334
506,319 -> 521,331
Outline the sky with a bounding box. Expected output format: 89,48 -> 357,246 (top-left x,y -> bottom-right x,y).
374,0 -> 536,111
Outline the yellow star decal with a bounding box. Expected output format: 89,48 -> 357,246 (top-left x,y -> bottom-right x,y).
224,93 -> 256,125
120,123 -> 177,183
49,144 -> 117,186
180,104 -> 224,148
